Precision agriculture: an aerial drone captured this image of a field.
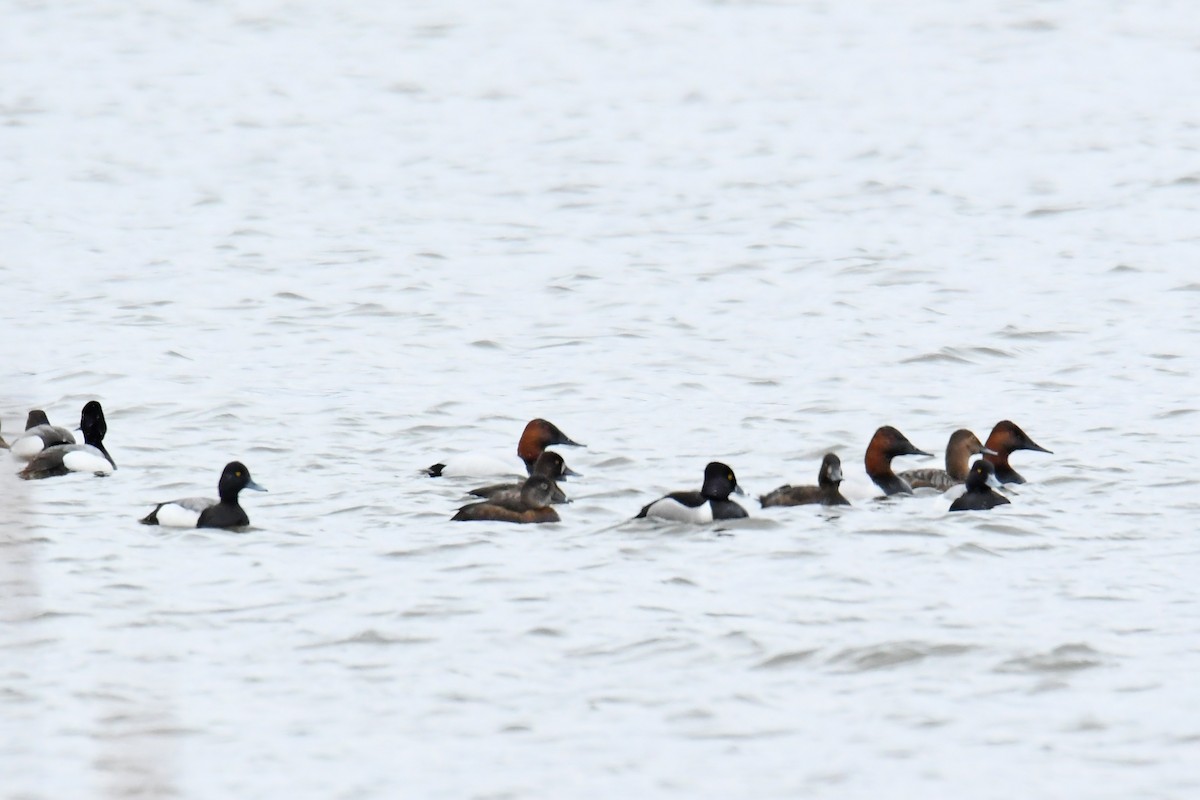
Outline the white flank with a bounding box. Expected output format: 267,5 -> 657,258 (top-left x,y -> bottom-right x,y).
61,447 -> 114,475
153,499 -> 214,528
644,497 -> 713,524
436,454 -> 522,478
10,436 -> 46,460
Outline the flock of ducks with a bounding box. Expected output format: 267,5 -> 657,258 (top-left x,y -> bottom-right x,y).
3,401 -> 266,529
3,404 -> 1051,528
428,417 -> 1051,524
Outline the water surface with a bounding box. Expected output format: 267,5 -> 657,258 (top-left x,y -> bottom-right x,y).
2,1 -> 1199,798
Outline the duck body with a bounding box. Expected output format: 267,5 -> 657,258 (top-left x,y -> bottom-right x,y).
427,418 -> 584,478
19,402 -> 115,479
949,460 -> 1011,512
759,453 -> 849,507
452,476 -> 560,523
637,462 -> 748,522
140,462 -> 267,529
899,429 -> 993,492
467,451 -> 578,505
10,410 -> 76,460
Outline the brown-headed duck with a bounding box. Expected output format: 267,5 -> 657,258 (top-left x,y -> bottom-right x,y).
426,418 -> 584,478
864,426 -> 932,496
898,429 -> 994,492
982,420 -> 1051,484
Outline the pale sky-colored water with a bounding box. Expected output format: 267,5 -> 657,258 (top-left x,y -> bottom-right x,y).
2,2 -> 1199,798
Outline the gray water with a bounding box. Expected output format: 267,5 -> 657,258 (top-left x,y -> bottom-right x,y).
3,1 -> 1199,798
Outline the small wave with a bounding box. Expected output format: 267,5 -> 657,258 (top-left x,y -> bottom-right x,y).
996,643 -> 1105,674
298,629 -> 433,649
829,641 -> 973,672
755,650 -> 818,670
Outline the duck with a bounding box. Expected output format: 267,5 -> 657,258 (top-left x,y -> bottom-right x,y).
452,475 -> 560,523
426,418 -> 584,478
982,420 -> 1051,484
759,453 -> 849,507
140,461 -> 267,528
898,429 -> 995,492
466,451 -> 579,505
949,459 -> 1011,512
0,419 -> 7,450
10,409 -> 76,459
636,461 -> 748,522
864,426 -> 932,496
19,401 -> 115,479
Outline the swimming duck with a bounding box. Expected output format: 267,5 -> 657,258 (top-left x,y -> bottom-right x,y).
19,401 -> 115,479
466,451 -> 579,505
982,420 -> 1051,484
898,429 -> 994,492
452,475 -> 560,523
140,461 -> 267,529
948,459 -> 1011,512
759,453 -> 849,507
864,426 -> 931,496
636,461 -> 748,522
10,409 -> 76,459
426,418 -> 584,478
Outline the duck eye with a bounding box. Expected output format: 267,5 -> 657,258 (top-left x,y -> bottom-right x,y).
235,471 -> 242,477
727,473 -> 734,481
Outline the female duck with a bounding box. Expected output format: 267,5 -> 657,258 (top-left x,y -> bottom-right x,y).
452,475 -> 560,523
466,451 -> 579,505
949,460 -> 1011,512
898,429 -> 994,492
982,420 -> 1051,484
19,401 -> 115,479
864,426 -> 931,496
10,409 -> 76,459
426,418 -> 584,478
759,453 -> 849,507
637,461 -> 748,522
140,461 -> 267,529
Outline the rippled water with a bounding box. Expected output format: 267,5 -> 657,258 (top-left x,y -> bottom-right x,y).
3,1 -> 1199,797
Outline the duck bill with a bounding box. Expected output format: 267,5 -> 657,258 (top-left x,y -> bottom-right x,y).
732,484 -> 745,496
245,479 -> 268,492
1025,440 -> 1052,454
980,446 -> 998,456
561,465 -> 582,479
559,436 -> 585,448
986,472 -> 1004,490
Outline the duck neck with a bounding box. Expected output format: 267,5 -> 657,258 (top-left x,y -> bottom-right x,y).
947,446 -> 972,481
83,432 -> 116,469
865,448 -> 903,492
987,458 -> 1024,484
517,433 -> 545,474
983,451 -> 1024,483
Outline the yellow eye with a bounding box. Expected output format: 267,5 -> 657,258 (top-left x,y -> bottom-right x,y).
235,472 -> 242,477
727,473 -> 734,481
